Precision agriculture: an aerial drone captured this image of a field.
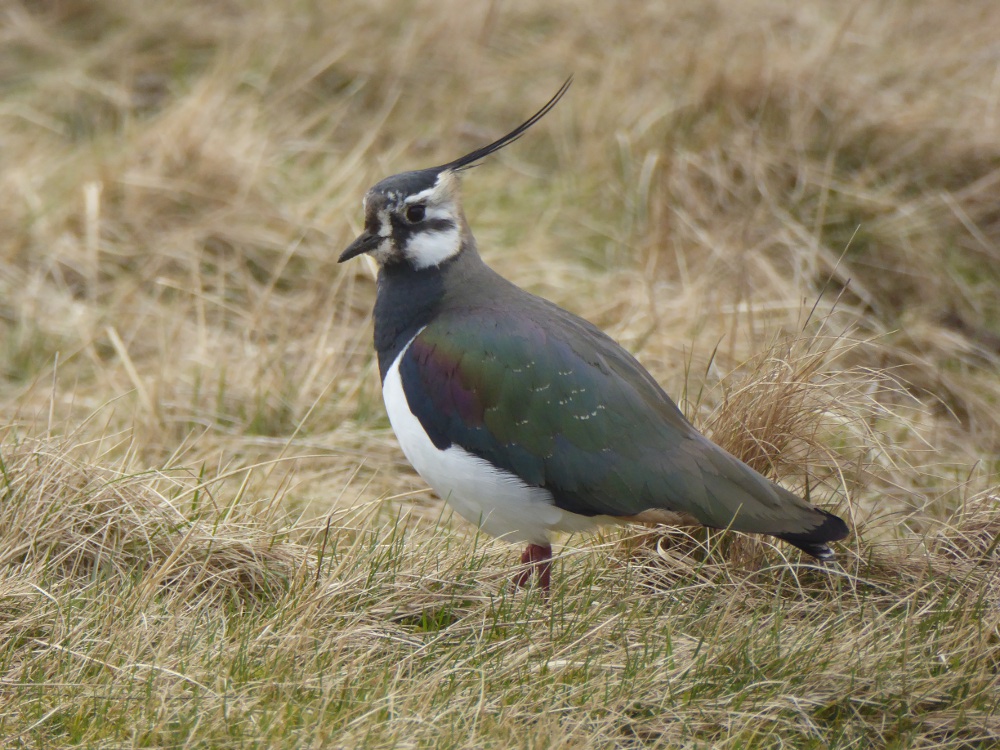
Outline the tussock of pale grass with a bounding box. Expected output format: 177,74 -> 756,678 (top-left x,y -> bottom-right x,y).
0,431 -> 304,600
3,0 -> 1000,746
927,487 -> 1000,566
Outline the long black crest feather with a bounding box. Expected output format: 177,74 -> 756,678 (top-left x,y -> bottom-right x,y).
439,76 -> 572,172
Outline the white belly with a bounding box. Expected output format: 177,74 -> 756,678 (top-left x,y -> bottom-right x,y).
382,336 -> 602,545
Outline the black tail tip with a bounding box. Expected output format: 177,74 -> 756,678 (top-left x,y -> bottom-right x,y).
777,510 -> 850,561
789,541 -> 837,560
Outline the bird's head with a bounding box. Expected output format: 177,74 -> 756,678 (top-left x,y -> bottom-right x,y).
339,167 -> 467,270
339,77 -> 571,271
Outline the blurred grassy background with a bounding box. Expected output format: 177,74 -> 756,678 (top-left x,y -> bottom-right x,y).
2,1 -> 999,746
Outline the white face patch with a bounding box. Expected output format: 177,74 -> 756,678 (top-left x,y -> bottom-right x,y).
404,225 -> 461,270
420,205 -> 454,222
397,171 -> 463,269
377,208 -> 392,237
404,185 -> 438,206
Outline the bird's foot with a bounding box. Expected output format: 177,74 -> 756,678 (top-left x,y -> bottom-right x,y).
512,543 -> 552,592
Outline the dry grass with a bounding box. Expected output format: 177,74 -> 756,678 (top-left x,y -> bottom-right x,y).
2,0 -> 999,746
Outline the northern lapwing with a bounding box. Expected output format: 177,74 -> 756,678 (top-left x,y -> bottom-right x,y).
339,79 -> 850,590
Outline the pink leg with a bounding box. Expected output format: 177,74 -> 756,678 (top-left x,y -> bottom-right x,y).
512,543 -> 552,591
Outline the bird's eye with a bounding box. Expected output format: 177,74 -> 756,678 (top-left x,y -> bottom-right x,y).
405,204 -> 426,223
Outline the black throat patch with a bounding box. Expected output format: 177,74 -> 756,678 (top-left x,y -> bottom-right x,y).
373,262 -> 447,380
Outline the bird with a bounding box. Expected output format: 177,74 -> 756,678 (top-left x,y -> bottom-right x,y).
339,79 -> 849,591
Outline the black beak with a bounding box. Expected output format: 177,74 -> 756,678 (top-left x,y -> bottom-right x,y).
338,231 -> 381,263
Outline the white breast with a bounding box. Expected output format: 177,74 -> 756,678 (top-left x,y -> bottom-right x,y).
382,334 -> 602,545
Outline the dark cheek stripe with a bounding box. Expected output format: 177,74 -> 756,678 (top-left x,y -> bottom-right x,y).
390,216 -> 456,249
